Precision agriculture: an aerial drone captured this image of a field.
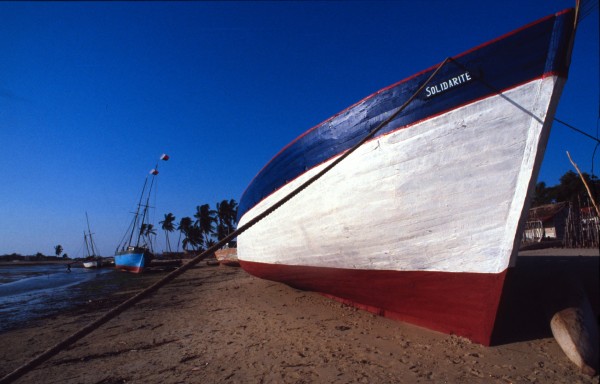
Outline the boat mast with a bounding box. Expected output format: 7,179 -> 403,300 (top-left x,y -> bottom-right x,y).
125,154 -> 168,250
84,231 -> 91,258
136,162 -> 159,248
128,176 -> 149,248
85,212 -> 97,257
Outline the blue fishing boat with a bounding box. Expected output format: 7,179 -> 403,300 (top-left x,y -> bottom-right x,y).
114,246 -> 151,273
115,154 -> 169,273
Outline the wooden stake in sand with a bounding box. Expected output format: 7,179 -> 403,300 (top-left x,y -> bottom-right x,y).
566,151 -> 600,217
547,151 -> 600,376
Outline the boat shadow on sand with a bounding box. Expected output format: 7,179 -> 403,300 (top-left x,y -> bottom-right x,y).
491,253 -> 599,346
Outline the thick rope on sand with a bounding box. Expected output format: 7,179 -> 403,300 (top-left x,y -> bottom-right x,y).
0,59 -> 450,384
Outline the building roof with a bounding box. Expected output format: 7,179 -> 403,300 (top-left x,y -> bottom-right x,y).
527,202 -> 567,222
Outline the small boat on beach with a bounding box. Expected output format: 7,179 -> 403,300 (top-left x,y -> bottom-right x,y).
215,247 -> 240,267
236,7 -> 579,345
82,259 -> 102,269
82,213 -> 105,269
114,154 -> 169,273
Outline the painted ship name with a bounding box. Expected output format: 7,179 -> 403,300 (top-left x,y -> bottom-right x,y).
425,71 -> 472,98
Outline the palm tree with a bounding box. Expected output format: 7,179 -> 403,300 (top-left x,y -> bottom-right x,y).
139,224 -> 157,252
216,221 -> 228,242
145,223 -> 156,237
216,200 -> 227,242
194,204 -> 217,246
205,238 -> 216,249
186,225 -> 204,251
139,223 -> 148,242
216,199 -> 238,245
159,213 -> 176,253
177,217 -> 193,252
54,245 -> 63,257
225,199 -> 238,236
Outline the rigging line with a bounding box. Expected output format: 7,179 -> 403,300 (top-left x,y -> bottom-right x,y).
446,58 -> 600,145
0,57 -> 453,384
116,215 -> 135,252
593,103 -> 600,178
73,239 -> 84,259
589,0 -> 600,212
129,175 -> 149,248
554,118 -> 600,144
594,0 -> 600,179
577,0 -> 598,21
447,57 -> 548,123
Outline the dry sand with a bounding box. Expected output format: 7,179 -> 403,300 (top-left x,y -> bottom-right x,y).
0,249 -> 598,384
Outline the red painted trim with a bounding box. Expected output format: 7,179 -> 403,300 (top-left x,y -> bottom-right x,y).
240,261 -> 507,345
116,265 -> 143,273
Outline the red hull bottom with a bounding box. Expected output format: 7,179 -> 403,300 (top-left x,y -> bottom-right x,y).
240,261 -> 507,345
115,265 -> 143,273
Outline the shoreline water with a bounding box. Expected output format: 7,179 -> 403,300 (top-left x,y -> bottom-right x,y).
0,249 -> 597,383
0,261 -> 71,268
0,264 -> 149,333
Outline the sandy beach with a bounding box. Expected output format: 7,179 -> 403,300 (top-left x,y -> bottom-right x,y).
0,249 -> 598,383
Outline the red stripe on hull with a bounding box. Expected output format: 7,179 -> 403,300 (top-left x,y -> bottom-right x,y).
240,261 -> 507,345
115,265 -> 143,273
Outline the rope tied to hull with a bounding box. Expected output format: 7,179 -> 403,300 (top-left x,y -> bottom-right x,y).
0,59 -> 452,384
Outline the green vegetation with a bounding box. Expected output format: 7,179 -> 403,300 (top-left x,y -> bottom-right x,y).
168,199 -> 238,254
15,171 -> 598,260
0,198 -> 239,260
532,171 -> 599,207
0,252 -> 65,262
159,213 -> 176,253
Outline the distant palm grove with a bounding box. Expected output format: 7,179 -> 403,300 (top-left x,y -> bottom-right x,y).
159,199 -> 238,254
3,169 -> 598,259
532,170 -> 599,208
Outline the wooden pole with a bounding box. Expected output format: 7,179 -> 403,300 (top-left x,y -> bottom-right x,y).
566,151 -> 600,217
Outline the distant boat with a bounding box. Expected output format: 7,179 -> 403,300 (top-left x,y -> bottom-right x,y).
215,247 -> 239,267
237,7 -> 578,345
82,259 -> 101,268
114,154 -> 169,273
82,212 -> 104,269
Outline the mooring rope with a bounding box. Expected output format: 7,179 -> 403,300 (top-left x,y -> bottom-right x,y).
0,59 -> 451,384
554,117 -> 600,144
449,54 -> 600,150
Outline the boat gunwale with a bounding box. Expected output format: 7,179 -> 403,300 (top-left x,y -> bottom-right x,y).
239,70 -> 564,223
238,8 -> 574,214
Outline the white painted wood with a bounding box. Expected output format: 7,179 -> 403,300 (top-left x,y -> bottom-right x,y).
238,76 -> 565,274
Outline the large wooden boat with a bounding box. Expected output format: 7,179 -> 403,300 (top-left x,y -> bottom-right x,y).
236,8 -> 578,345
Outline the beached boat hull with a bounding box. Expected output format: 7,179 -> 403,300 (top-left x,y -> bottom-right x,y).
242,261 -> 507,344
82,260 -> 101,268
237,10 -> 576,345
114,248 -> 152,273
215,248 -> 240,267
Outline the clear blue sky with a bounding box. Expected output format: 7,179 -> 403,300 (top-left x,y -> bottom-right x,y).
1,1 -> 598,256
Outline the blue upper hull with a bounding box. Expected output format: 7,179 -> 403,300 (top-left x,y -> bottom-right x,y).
238,9 -> 576,220
114,249 -> 151,273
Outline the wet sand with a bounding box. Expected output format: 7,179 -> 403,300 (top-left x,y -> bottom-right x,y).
0,249 -> 598,383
